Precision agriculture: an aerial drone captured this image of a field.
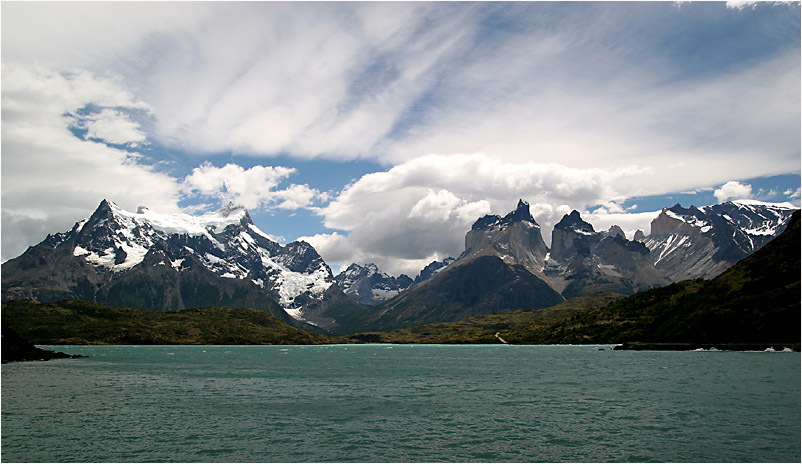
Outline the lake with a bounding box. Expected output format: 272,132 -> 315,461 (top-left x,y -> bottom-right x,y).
2,344 -> 799,462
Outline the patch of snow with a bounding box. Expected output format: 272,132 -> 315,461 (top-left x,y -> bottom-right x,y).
82,247 -> 116,268
73,245 -> 90,257
372,288 -> 401,301
732,199 -> 797,210
260,253 -> 333,312
74,218 -> 88,233
653,234 -> 690,265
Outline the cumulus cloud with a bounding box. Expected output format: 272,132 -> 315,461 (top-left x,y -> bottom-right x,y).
583,210 -> 663,240
714,181 -> 754,202
181,162 -> 325,211
312,153 -> 656,276
0,62 -> 327,262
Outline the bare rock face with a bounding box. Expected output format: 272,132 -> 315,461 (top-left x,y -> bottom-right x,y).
413,257 -> 456,285
463,199 -> 549,275
549,211 -> 670,298
643,201 -> 797,281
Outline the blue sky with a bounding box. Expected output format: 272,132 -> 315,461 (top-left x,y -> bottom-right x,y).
2,1 -> 800,276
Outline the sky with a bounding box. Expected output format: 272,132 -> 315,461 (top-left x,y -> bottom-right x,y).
2,1 -> 800,277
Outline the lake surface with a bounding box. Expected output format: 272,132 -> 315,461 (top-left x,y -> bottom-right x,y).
2,344 -> 799,462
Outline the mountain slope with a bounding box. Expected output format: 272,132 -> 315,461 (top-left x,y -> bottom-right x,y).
509,210 -> 801,345
642,200 -> 796,281
2,300 -> 331,345
1,200 -> 355,330
334,263 -> 413,306
549,210 -> 669,297
361,255 -> 564,332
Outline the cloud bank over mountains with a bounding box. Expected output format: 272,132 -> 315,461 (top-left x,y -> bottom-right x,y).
2,2 -> 799,274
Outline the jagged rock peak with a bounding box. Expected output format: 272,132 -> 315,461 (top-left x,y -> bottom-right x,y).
555,210 -> 595,234
633,229 -> 646,241
606,225 -> 626,239
414,257 -> 456,284
472,199 -> 537,230
502,199 -> 536,224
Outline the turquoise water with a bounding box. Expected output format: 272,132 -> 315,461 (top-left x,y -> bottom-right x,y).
2,345 -> 799,462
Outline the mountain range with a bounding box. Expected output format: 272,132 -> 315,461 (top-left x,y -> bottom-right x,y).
2,197 -> 797,334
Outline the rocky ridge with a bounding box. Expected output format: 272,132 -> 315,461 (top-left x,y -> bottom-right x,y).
334,263 -> 413,306
1,200 -> 346,329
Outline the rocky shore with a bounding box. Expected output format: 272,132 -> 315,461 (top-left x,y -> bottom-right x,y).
2,322 -> 83,363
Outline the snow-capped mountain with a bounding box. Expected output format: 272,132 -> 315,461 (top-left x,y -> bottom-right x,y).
4,197 -> 797,335
2,200 -> 345,327
334,263 -> 413,306
413,257 -> 456,285
642,200 -> 797,281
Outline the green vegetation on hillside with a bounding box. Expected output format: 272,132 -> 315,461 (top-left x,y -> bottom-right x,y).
4,213 -> 797,347
2,300 -> 330,345
344,211 -> 800,346
339,292 -> 625,344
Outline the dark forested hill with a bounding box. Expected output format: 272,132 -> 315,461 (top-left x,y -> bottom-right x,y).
2,300 -> 331,345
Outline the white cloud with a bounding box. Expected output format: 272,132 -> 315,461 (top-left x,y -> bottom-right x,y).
726,1 -> 796,10
314,153 -> 659,276
181,163 -> 326,211
1,62 -> 181,262
714,181 -> 754,202
2,2 -> 800,272
299,231 -> 449,279
583,210 -> 663,240
3,3 -> 798,187
71,108 -> 148,145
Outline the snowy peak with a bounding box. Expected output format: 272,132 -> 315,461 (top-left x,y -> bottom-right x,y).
644,199 -> 798,280
334,263 -> 412,306
42,200 -> 335,321
414,257 -> 456,285
650,204 -> 710,236
554,210 -> 596,235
